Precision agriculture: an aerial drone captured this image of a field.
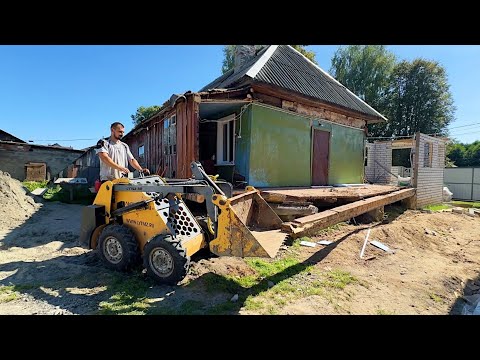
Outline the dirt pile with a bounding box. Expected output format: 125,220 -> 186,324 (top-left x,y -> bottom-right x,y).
0,170 -> 40,227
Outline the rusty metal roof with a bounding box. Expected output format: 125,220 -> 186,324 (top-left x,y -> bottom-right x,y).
200,45 -> 386,121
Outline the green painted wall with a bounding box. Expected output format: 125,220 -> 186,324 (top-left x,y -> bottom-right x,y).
246,103 -> 365,187
327,123 -> 365,184
234,106 -> 252,181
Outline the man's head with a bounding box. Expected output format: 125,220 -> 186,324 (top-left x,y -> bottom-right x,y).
110,122 -> 125,141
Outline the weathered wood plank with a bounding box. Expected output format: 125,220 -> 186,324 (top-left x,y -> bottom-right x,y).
286,188 -> 416,238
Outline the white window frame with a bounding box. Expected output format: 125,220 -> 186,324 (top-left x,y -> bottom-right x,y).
216,113 -> 235,165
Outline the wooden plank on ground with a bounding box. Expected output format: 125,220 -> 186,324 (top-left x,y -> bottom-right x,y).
286,188 -> 416,239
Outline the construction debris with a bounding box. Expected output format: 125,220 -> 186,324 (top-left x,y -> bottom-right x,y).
299,240 -> 317,248
370,240 -> 395,253
359,228 -> 371,259
269,202 -> 318,222
283,188 -> 416,238
317,240 -> 333,246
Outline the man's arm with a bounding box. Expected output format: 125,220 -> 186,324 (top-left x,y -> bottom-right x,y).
98,152 -> 130,174
129,158 -> 150,174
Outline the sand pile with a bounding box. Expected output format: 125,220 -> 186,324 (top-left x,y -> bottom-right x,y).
0,170 -> 40,228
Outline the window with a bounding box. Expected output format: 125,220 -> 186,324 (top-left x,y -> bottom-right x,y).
423,142 -> 433,167
163,116 -> 177,156
138,145 -> 145,160
216,114 -> 235,165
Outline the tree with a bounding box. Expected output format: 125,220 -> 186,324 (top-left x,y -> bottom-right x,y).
446,140 -> 480,167
446,141 -> 467,167
330,45 -> 396,111
131,105 -> 161,126
382,59 -> 455,138
221,45 -> 317,74
221,45 -> 236,74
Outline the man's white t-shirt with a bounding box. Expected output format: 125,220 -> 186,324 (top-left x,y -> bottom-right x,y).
96,139 -> 134,181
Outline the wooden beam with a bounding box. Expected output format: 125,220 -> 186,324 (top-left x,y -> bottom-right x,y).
252,82 -> 382,123
285,188 -> 416,238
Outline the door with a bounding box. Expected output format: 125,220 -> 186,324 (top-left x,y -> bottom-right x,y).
312,129 -> 329,185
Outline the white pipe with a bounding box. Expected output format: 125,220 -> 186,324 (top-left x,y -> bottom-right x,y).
359,228 -> 371,259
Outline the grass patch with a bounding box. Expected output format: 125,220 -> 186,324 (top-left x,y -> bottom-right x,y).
244,297 -> 265,311
315,222 -> 347,235
429,293 -> 444,303
205,300 -> 239,315
98,274 -> 152,315
246,257 -> 300,278
22,180 -> 50,192
422,204 -> 451,211
0,285 -> 18,303
42,185 -> 63,201
320,269 -> 358,290
451,200 -> 480,208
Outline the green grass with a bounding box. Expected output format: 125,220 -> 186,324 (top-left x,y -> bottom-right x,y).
320,269 -> 358,290
42,185 -> 63,201
22,180 -> 50,192
451,200 -> 480,208
98,274 -> 152,315
0,285 -> 18,303
315,222 -> 347,235
422,204 -> 451,211
246,257 -> 300,278
429,293 -> 444,303
205,300 -> 239,315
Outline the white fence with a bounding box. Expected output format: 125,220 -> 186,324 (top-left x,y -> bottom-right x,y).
444,167 -> 480,201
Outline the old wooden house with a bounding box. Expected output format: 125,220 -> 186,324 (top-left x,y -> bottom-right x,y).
123,45 -> 387,187
0,138 -> 84,181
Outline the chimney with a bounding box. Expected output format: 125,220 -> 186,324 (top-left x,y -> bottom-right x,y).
233,45 -> 265,73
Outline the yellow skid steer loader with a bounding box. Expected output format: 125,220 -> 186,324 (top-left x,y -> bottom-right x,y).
79,162 -> 286,284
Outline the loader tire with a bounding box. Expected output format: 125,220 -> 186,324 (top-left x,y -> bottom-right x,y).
143,235 -> 190,285
97,224 -> 139,271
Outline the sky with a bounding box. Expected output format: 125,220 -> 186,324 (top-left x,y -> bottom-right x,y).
1,45 -> 479,150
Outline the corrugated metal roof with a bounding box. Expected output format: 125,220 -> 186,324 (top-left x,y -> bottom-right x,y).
199,45 -> 385,120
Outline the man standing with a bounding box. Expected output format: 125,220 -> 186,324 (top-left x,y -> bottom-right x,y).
96,122 -> 150,181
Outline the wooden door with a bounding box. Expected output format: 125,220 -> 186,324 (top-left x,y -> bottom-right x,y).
312,130 -> 329,186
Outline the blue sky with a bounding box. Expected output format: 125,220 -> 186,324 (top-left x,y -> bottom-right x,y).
1,45 -> 479,150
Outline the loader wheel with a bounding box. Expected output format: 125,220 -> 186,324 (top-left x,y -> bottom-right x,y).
143,235 -> 190,285
97,224 -> 139,271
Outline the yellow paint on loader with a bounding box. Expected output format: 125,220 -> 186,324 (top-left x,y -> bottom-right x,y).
210,188 -> 286,258
86,173 -> 286,284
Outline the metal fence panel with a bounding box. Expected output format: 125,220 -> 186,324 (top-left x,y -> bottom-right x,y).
444,167 -> 480,200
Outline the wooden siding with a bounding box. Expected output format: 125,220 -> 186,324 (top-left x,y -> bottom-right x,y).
124,94 -> 199,179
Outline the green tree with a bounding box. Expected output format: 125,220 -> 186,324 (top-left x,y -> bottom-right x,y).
131,105 -> 161,126
446,141 -> 467,166
330,45 -> 396,110
382,59 -> 455,138
221,45 -> 317,74
446,140 -> 480,167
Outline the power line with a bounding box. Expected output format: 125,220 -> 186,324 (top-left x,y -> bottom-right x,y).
449,122 -> 480,130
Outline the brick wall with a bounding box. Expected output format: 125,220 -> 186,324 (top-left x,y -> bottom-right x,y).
365,142 -> 392,184
0,142 -> 84,181
414,133 -> 446,208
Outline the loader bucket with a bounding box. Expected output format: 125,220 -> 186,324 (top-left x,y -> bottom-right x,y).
209,188 -> 286,258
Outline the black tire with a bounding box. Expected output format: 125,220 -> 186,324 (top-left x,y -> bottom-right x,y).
143,235 -> 190,285
97,224 -> 139,271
